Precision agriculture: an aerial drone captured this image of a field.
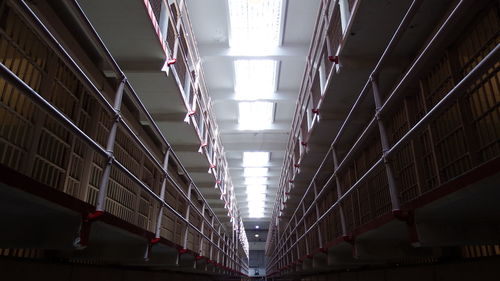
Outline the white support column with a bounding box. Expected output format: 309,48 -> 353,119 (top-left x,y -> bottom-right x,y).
95,78 -> 126,212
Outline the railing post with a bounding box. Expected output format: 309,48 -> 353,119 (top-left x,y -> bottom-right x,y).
222,233 -> 227,268
143,147 -> 171,260
198,202 -> 206,258
332,147 -> 348,237
154,147 -> 171,238
370,75 -> 401,212
74,77 -> 126,249
95,77 -> 127,212
217,225 -> 222,265
209,215 -> 215,261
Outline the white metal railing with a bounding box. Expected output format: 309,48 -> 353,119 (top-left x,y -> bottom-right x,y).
2,0 -> 248,273
144,0 -> 249,259
266,0 -> 499,276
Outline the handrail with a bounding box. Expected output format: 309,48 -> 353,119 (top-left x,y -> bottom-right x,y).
13,0 -> 245,270
273,0 -> 336,221
270,0 -> 423,253
268,42 -> 499,272
267,0 -> 338,251
160,0 -> 246,250
267,0 -> 479,272
163,0 -> 248,257
68,0 -> 243,254
0,60 -> 234,258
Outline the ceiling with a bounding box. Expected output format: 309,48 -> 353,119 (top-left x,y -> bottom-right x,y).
186,0 -> 320,224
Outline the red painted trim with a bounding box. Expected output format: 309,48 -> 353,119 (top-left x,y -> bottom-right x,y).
0,164 -> 183,253
84,210 -> 104,222
178,248 -> 189,255
403,156 -> 500,210
317,156 -> 500,254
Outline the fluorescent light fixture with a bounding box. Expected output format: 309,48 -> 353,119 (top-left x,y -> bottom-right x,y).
246,185 -> 267,194
245,177 -> 267,185
244,167 -> 268,177
243,152 -> 270,167
255,225 -> 260,229
234,60 -> 277,100
228,0 -> 283,49
238,102 -> 274,130
254,234 -> 260,238
247,192 -> 265,201
249,209 -> 265,218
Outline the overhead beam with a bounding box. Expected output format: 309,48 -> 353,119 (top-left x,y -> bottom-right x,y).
218,121 -> 291,134
199,43 -> 308,62
227,159 -> 284,167
210,89 -> 298,102
222,142 -> 287,152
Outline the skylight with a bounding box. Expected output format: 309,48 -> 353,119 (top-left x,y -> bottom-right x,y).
249,211 -> 264,218
234,60 -> 277,100
243,152 -> 270,167
238,102 -> 274,130
244,167 -> 268,177
228,0 -> 283,49
245,177 -> 267,185
227,0 -> 284,219
246,184 -> 267,194
247,192 -> 266,202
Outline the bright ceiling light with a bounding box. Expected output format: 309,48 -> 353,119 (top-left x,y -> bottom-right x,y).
244,167 -> 268,177
255,225 -> 260,229
228,0 -> 283,49
243,152 -> 270,167
247,192 -> 265,201
234,60 -> 277,100
238,102 -> 274,130
246,185 -> 267,194
248,210 -> 265,218
245,177 -> 267,185
254,234 -> 260,238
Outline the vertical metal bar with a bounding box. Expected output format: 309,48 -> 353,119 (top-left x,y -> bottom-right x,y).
182,182 -> 193,250
418,81 -> 442,187
209,215 -> 215,261
154,148 -> 171,239
217,225 -> 222,264
198,202 -> 206,256
332,147 -> 348,236
95,78 -> 126,212
222,233 -> 226,267
404,98 -> 424,197
312,181 -> 324,250
133,155 -> 146,223
79,104 -> 100,201
21,52 -> 57,176
371,75 -> 401,212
